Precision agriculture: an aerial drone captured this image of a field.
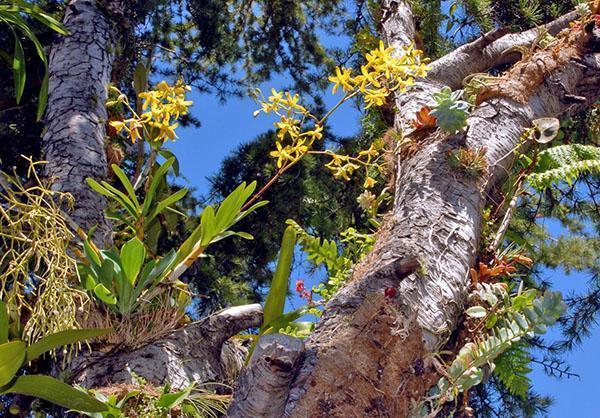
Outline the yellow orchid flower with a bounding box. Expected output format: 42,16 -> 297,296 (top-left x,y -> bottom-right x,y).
329,67 -> 355,94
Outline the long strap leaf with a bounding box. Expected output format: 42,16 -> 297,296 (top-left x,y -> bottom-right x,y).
26,328 -> 111,362
0,300 -> 8,344
262,226 -> 296,331
2,375 -> 108,413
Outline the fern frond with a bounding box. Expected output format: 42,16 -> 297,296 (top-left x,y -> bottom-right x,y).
494,342 -> 532,398
528,144 -> 600,190
285,220 -> 348,274
437,290 -> 566,402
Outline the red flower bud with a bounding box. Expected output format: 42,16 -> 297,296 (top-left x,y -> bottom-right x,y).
384,287 -> 397,299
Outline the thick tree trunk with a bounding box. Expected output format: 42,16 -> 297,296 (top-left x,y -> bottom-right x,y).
229,4 -> 600,417
42,0 -> 115,245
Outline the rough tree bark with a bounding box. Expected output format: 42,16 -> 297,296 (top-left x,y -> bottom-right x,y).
41,0 -> 143,245
229,3 -> 600,417
41,0 -> 117,245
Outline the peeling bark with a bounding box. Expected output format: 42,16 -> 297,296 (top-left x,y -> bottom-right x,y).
41,0 -> 115,245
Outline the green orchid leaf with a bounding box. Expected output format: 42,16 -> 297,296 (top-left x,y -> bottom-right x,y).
200,205 -> 217,246
133,61 -> 148,95
147,187 -> 188,223
262,226 -> 297,331
26,328 -> 111,362
0,300 -> 8,344
93,284 -> 117,305
158,149 -> 179,176
156,386 -> 192,409
142,158 -> 175,215
1,375 -> 108,413
120,237 -> 145,285
99,180 -> 138,217
37,72 -> 48,120
12,34 -> 25,104
0,341 -> 26,387
112,165 -> 140,209
2,1 -> 68,35
86,178 -> 117,200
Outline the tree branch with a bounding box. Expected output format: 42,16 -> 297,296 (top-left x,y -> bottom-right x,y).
428,11 -> 578,89
68,304 -> 263,389
381,0 -> 417,50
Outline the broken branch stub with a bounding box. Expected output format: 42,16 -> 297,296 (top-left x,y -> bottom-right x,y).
228,334 -> 305,418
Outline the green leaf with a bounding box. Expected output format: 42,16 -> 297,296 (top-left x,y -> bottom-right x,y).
99,180 -> 139,217
282,321 -> 315,338
0,300 -> 8,344
200,205 -> 217,246
147,187 -> 188,223
262,309 -> 303,334
214,182 -> 247,233
171,183 -> 265,278
115,389 -> 140,408
12,35 -> 25,104
208,230 -> 254,245
262,226 -> 296,331
112,165 -> 140,209
493,343 -> 532,399
142,158 -> 175,215
2,375 -> 108,413
86,178 -> 117,199
156,386 -> 191,409
4,1 -> 68,35
143,250 -> 177,286
0,9 -> 52,120
133,61 -> 147,95
445,16 -> 454,33
234,200 -> 269,224
120,237 -> 145,285
0,341 -> 26,386
93,284 -> 117,305
37,72 -> 48,120
234,231 -> 254,240
485,313 -> 498,329
158,150 -> 180,176
98,258 -> 115,289
26,328 -> 111,363
528,144 -> 600,191
430,87 -> 470,134
132,250 -> 177,302
449,2 -> 458,15
82,274 -> 97,292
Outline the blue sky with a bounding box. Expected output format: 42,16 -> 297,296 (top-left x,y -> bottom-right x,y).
166,9 -> 598,417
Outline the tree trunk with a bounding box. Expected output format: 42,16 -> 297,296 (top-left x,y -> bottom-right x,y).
229,3 -> 600,417
42,0 -> 115,245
